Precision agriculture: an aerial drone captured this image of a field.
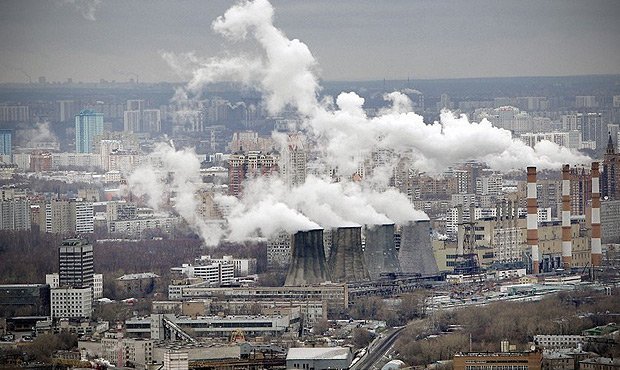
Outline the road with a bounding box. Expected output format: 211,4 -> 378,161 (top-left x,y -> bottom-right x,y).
350,326 -> 405,370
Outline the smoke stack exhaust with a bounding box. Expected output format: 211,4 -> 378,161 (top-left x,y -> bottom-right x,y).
328,226 -> 370,283
527,166 -> 539,274
285,229 -> 331,286
561,164 -> 572,269
591,162 -> 602,267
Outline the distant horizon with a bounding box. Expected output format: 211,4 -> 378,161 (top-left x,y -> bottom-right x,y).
2,72 -> 619,86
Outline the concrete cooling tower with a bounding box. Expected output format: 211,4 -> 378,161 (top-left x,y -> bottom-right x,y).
398,220 -> 439,275
363,224 -> 401,279
327,226 -> 370,283
285,229 -> 331,286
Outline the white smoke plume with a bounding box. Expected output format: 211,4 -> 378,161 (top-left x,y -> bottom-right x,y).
162,0 -> 589,175
140,0 -> 591,243
17,121 -> 59,149
214,175 -> 427,241
162,0 -> 319,115
58,0 -> 102,21
127,143 -> 224,246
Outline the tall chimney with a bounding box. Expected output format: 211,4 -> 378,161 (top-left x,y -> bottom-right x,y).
527,167 -> 539,274
561,164 -> 572,269
591,162 -> 602,267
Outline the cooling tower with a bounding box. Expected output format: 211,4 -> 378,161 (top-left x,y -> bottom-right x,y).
327,226 -> 370,283
363,224 -> 401,279
398,220 -> 439,275
285,229 -> 331,286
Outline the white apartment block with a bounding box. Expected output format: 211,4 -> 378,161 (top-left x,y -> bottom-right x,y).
46,273 -> 60,288
493,226 -> 521,263
171,262 -> 234,286
74,201 -> 94,233
476,173 -> 503,196
534,335 -> 585,349
196,255 -> 257,277
108,216 -> 179,237
46,273 -> 101,298
51,286 -> 93,319
94,273 -> 103,299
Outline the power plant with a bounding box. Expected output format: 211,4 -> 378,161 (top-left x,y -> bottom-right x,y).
285,229 -> 331,286
327,226 -> 370,283
363,224 -> 401,279
398,220 -> 439,275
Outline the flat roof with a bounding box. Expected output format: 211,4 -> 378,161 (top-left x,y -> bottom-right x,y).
287,347 -> 350,361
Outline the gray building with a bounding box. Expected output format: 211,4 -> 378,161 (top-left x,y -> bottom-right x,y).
0,284 -> 51,317
59,238 -> 94,288
601,200 -> 620,244
286,347 -> 352,370
0,199 -> 31,230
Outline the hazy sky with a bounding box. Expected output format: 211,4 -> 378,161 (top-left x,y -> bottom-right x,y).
0,0 -> 619,83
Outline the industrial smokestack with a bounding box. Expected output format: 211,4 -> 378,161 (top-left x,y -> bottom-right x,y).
591,162 -> 602,267
527,166 -> 540,274
398,220 -> 439,275
561,164 -> 572,269
285,229 -> 331,286
363,224 -> 401,279
328,226 -> 370,283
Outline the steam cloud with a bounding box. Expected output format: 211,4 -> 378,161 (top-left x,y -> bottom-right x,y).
134,0 -> 590,245
127,143 -> 224,245
17,121 -> 59,148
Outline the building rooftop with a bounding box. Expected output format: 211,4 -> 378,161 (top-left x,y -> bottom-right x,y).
116,272 -> 160,281
286,347 -> 351,360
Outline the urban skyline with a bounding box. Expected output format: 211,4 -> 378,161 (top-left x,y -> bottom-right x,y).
0,1 -> 619,369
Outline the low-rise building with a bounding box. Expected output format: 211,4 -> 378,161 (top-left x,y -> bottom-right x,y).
195,255 -> 257,277
535,335 -> 585,349
171,262 -> 234,286
126,312 -> 301,340
116,273 -> 160,298
453,351 -> 543,370
0,284 -> 50,317
580,357 -> 620,370
286,347 -> 352,370
50,286 -> 93,319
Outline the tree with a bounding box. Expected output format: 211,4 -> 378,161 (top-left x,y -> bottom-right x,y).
352,328 -> 374,349
313,319 -> 330,336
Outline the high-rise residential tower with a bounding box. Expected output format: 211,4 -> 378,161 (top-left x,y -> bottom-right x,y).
0,129 -> 12,156
75,109 -> 104,153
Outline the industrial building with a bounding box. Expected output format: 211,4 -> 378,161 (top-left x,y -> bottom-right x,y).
0,284 -> 50,317
125,312 -> 300,340
453,351 -> 543,370
286,347 -> 352,370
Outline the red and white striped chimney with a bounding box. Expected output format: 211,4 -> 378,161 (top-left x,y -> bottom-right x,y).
591,162 -> 602,267
561,164 -> 572,269
527,166 -> 539,274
